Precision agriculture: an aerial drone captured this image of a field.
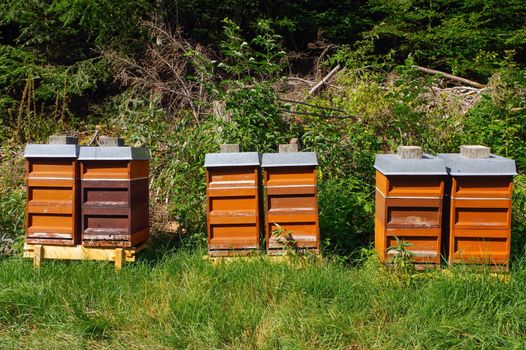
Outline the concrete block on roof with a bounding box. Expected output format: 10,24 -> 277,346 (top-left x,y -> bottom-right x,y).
460,145 -> 490,159
279,144 -> 299,153
99,136 -> 125,147
49,135 -> 78,145
397,146 -> 423,159
220,144 -> 240,153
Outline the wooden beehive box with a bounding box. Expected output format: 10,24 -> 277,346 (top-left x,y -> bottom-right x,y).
78,145 -> 150,248
204,151 -> 260,256
374,151 -> 447,266
24,137 -> 80,246
262,151 -> 319,255
438,150 -> 516,267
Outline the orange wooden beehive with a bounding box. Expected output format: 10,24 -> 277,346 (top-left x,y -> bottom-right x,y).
24,136 -> 80,246
78,140 -> 150,248
374,147 -> 447,266
438,146 -> 517,267
262,149 -> 319,255
204,149 -> 260,256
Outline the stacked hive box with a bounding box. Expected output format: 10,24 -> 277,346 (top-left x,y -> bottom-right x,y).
78,139 -> 150,247
375,147 -> 447,266
262,146 -> 319,255
204,146 -> 260,256
24,136 -> 80,246
438,146 -> 517,267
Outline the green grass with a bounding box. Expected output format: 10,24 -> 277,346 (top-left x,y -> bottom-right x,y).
0,249 -> 526,350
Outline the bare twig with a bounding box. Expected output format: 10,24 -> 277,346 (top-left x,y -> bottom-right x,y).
413,65 -> 485,89
278,98 -> 348,114
87,130 -> 99,146
281,109 -> 356,120
309,65 -> 341,94
103,21 -> 213,120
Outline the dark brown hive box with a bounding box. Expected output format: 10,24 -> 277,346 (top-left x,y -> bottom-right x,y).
24,137 -> 80,246
438,147 -> 517,267
79,144 -> 150,247
204,151 -> 260,256
261,151 -> 320,255
374,148 -> 447,265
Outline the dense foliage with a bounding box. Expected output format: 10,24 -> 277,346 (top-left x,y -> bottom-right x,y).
0,0 -> 525,262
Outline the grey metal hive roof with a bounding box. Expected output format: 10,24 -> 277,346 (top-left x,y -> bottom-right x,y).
374,154 -> 447,175
437,153 -> 517,176
78,147 -> 150,160
261,152 -> 318,167
204,152 -> 260,167
24,144 -> 79,158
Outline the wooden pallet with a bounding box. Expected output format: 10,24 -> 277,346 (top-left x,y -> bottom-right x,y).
23,242 -> 147,271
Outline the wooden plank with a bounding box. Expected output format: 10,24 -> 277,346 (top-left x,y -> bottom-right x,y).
33,245 -> 43,268
114,248 -> 125,271
23,243 -> 144,263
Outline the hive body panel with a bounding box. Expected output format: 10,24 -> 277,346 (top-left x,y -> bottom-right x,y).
263,166 -> 320,255
447,176 -> 513,266
80,159 -> 150,248
375,171 -> 444,265
25,158 -> 80,246
206,166 -> 260,255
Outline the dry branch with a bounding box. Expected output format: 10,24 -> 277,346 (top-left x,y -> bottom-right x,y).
103,21 -> 214,120
281,109 -> 356,120
413,65 -> 485,88
278,98 -> 348,114
309,65 -> 341,94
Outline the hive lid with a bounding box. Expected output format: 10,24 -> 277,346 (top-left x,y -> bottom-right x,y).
78,147 -> 150,160
261,152 -> 318,167
204,152 -> 260,167
436,153 -> 517,176
374,154 -> 447,175
24,144 -> 80,158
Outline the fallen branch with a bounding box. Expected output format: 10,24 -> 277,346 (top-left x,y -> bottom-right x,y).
413,65 -> 485,89
309,65 -> 341,94
277,98 -> 348,114
286,77 -> 316,85
281,109 -> 356,120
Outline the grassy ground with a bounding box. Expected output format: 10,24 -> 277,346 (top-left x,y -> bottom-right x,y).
1,248 -> 526,350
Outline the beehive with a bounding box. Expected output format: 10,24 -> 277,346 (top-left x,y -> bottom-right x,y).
262,150 -> 319,255
204,149 -> 260,256
438,146 -> 516,267
375,147 -> 447,265
78,142 -> 150,248
24,136 -> 80,246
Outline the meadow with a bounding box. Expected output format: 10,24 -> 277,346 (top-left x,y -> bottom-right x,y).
1,246 -> 525,350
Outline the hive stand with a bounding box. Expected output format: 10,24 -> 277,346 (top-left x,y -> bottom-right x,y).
438,146 -> 517,269
23,242 -> 146,271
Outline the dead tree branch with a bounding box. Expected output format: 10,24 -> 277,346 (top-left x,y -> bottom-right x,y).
413,65 -> 485,88
309,65 -> 341,94
281,109 -> 356,120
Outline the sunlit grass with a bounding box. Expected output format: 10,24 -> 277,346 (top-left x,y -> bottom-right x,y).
1,248 -> 525,349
